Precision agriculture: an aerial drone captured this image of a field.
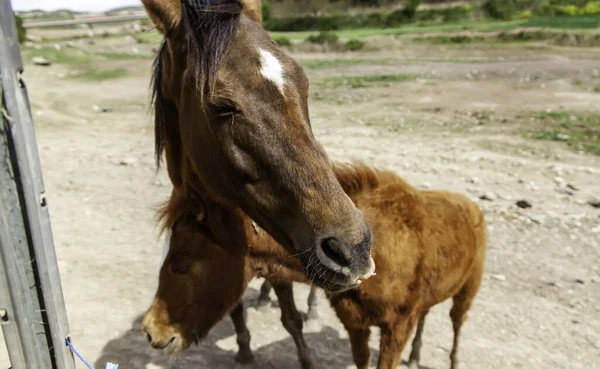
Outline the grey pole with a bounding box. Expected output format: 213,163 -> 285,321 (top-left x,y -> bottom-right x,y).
1,0 -> 76,368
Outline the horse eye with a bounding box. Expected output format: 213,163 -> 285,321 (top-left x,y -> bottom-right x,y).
170,259 -> 190,275
212,103 -> 238,117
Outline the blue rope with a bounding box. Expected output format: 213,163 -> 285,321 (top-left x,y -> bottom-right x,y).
66,337 -> 95,369
65,337 -> 118,369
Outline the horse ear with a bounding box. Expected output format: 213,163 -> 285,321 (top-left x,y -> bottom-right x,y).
141,0 -> 182,36
241,0 -> 263,24
196,210 -> 206,223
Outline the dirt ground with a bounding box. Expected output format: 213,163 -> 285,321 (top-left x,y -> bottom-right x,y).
1,34 -> 599,369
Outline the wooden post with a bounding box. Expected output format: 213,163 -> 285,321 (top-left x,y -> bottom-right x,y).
0,1 -> 76,368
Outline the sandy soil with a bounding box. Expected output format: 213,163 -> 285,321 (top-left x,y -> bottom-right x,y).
1,36 -> 599,369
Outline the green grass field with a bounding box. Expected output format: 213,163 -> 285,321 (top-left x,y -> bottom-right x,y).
321,73 -> 414,88
71,67 -> 128,81
137,15 -> 600,43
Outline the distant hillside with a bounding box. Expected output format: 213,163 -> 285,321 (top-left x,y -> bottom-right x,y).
17,9 -> 80,20
106,5 -> 145,15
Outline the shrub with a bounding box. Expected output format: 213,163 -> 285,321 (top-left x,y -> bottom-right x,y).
513,10 -> 533,20
273,36 -> 292,47
555,4 -> 578,16
306,31 -> 339,45
482,0 -> 517,20
345,39 -> 366,51
581,1 -> 600,15
403,0 -> 422,19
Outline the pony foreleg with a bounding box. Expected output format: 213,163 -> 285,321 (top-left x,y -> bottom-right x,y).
407,310 -> 429,369
229,301 -> 254,364
346,325 -> 371,369
376,314 -> 419,369
272,282 -> 316,369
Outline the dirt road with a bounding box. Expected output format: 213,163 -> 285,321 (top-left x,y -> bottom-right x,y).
1,37 -> 599,369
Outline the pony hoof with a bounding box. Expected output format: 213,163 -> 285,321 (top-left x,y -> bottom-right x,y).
235,350 -> 255,364
255,296 -> 271,308
306,310 -> 319,321
304,318 -> 321,332
407,360 -> 420,369
300,358 -> 316,369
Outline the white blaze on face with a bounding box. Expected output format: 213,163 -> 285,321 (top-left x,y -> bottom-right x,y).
258,48 -> 285,95
159,231 -> 170,269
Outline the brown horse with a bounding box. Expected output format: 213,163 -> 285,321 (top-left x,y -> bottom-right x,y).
142,0 -> 374,291
143,163 -> 487,369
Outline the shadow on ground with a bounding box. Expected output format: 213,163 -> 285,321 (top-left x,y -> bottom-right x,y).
93,287 -> 383,369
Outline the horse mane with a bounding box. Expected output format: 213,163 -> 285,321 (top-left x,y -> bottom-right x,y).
156,190 -> 187,237
333,162 -> 407,197
151,0 -> 243,167
151,41 -> 168,167
181,0 -> 243,99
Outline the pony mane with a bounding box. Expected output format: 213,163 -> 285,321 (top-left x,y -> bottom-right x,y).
333,162 -> 404,197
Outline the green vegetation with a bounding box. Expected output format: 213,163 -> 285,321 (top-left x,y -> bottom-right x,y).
259,0 -> 598,33
264,5 -> 472,32
483,0 -> 518,20
273,36 -> 292,47
345,39 -> 366,51
525,14 -> 600,28
306,31 -> 340,45
26,47 -> 92,65
403,0 -> 422,19
529,111 -> 600,155
482,0 -> 600,19
24,46 -> 149,65
15,13 -> 26,43
71,67 -> 128,81
300,58 -> 375,69
262,0 -> 272,23
322,74 -> 414,88
134,15 -> 595,45
413,29 -> 600,46
300,57 -> 490,70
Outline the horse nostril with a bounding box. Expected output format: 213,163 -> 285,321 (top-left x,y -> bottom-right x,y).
144,331 -> 152,344
319,237 -> 350,267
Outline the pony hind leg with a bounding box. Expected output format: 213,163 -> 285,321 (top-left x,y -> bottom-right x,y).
256,279 -> 273,308
230,301 -> 255,364
306,285 -> 320,322
449,268 -> 483,369
407,310 -> 429,369
272,282 -> 316,369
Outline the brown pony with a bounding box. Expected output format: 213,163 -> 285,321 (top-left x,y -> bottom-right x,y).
143,163 -> 487,369
142,0 -> 374,291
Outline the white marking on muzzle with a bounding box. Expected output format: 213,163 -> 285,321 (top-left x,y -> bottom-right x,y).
258,48 -> 285,95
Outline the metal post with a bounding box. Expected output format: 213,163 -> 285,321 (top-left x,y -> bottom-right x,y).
0,0 -> 76,368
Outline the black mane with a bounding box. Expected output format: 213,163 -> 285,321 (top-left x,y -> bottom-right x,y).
151,0 -> 243,167
151,41 -> 168,167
